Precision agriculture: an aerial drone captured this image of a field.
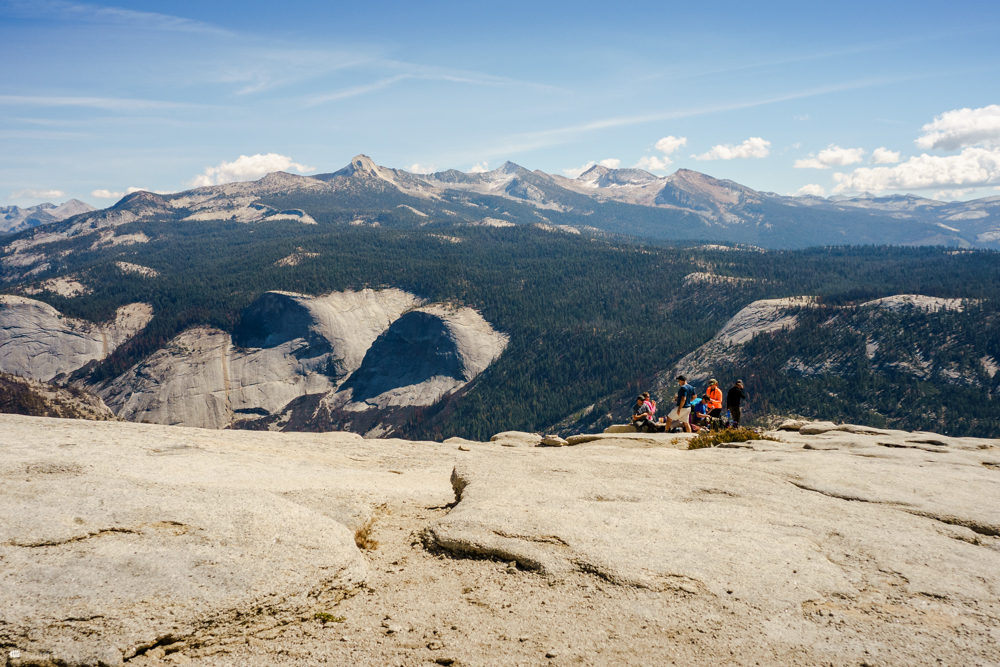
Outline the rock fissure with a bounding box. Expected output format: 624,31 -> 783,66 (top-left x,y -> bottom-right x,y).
489,530 -> 570,547
123,634 -> 178,662
906,511 -> 1000,538
787,481 -> 913,507
10,527 -> 139,548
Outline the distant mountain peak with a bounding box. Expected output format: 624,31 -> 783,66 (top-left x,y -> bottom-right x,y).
257,171 -> 314,186
112,190 -> 170,213
318,154 -> 400,185
577,164 -> 610,181
349,154 -> 379,175
48,199 -> 95,223
496,161 -> 524,175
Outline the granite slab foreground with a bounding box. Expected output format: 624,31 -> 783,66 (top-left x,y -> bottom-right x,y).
2,414 -> 999,666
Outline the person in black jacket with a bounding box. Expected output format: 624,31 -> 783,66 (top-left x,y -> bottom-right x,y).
632,395 -> 658,433
726,379 -> 747,427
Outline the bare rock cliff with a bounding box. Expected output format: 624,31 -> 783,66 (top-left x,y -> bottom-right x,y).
0,296 -> 152,382
94,289 -> 507,432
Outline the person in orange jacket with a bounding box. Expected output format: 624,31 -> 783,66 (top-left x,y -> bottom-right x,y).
704,379 -> 723,419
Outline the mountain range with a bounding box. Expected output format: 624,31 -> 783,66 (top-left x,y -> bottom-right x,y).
0,155 -> 998,440
0,199 -> 94,234
3,156 -> 1000,272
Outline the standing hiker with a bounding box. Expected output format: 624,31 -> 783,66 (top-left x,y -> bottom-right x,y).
704,379 -> 723,419
670,375 -> 694,433
727,379 -> 747,427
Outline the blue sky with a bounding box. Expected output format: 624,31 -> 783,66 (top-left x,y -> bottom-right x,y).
3,0 -> 1000,207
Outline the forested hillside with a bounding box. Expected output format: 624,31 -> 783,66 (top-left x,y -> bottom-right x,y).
3,215 -> 999,439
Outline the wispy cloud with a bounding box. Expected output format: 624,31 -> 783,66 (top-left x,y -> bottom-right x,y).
633,27 -> 989,86
0,95 -> 195,112
304,62 -> 565,107
4,0 -> 229,35
0,129 -> 93,140
306,76 -> 411,106
482,78 -> 893,158
214,50 -> 377,95
10,188 -> 65,199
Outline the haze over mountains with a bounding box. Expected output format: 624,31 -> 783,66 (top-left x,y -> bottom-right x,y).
4,155 -> 999,255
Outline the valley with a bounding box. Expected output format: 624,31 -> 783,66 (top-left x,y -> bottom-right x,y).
0,205 -> 998,439
0,162 -> 998,440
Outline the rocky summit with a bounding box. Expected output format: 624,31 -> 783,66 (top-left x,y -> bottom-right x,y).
2,414 -> 998,666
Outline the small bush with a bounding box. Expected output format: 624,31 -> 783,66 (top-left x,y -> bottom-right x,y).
688,427 -> 778,450
314,612 -> 345,623
354,518 -> 379,551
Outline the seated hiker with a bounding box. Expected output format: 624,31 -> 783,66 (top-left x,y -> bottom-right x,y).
689,397 -> 710,429
641,391 -> 658,424
632,395 -> 658,433
704,379 -> 723,419
668,375 -> 694,433
644,392 -> 667,432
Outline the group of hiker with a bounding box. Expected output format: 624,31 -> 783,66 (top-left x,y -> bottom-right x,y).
631,376 -> 747,434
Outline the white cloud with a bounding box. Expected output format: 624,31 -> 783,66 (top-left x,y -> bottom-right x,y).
832,147 -> 1000,193
190,153 -> 315,187
793,114 -> 809,121
408,163 -> 435,174
468,162 -> 489,174
10,188 -> 66,199
871,147 -> 901,164
693,137 -> 771,160
92,187 -> 172,199
563,162 -> 595,178
915,104 -> 1000,151
633,156 -> 672,172
654,136 -> 687,155
127,187 -> 174,195
932,188 -> 975,201
563,159 -> 619,177
796,184 -> 826,197
630,136 -> 687,172
794,144 -> 865,169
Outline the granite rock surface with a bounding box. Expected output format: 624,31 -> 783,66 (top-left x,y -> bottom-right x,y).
2,415 -> 999,666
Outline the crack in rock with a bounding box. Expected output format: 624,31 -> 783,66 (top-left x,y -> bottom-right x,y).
906,511 -> 1000,538
489,530 -> 569,547
8,527 -> 139,548
789,481 -> 999,539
